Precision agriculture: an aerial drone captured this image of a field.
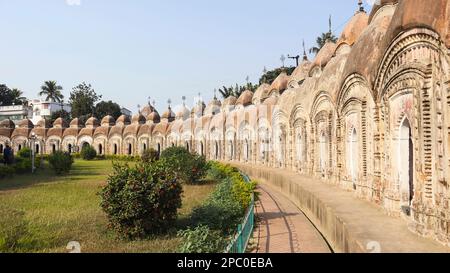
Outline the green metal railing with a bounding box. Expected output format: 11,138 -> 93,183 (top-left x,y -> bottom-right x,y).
225,173 -> 255,253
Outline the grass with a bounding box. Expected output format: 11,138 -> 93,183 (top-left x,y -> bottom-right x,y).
0,160 -> 217,253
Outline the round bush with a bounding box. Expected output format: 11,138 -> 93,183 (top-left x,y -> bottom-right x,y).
100,161 -> 183,239
48,151 -> 74,175
160,147 -> 207,184
81,145 -> 97,160
17,148 -> 31,159
141,148 -> 159,163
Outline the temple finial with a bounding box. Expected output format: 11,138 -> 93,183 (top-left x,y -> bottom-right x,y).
182,96 -> 186,106
358,0 -> 365,12
302,40 -> 308,61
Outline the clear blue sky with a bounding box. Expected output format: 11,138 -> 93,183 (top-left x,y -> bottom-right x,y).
0,0 -> 375,114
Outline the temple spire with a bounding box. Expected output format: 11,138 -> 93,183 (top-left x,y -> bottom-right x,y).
302,40 -> 308,61
358,0 -> 365,13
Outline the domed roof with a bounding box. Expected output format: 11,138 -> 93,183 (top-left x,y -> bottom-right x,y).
85,117 -> 100,127
176,104 -> 191,120
236,90 -> 254,106
310,41 -> 337,75
337,10 -> 369,48
262,95 -> 279,106
383,0 -> 450,48
252,84 -> 271,104
101,115 -> 115,126
116,115 -> 131,125
342,3 -> 395,88
131,113 -> 146,124
161,107 -> 175,121
222,96 -> 237,106
191,101 -> 206,117
147,111 -> 161,123
36,118 -> 50,128
288,59 -> 312,88
205,97 -> 222,116
141,104 -> 156,117
70,118 -> 83,128
369,0 -> 399,23
53,117 -> 67,128
18,119 -> 34,128
0,119 -> 15,129
270,73 -> 290,94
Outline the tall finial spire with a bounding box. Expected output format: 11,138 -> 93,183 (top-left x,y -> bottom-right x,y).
167,98 -> 172,109
213,89 -> 217,100
137,104 -> 141,114
302,39 -> 308,61
182,96 -> 186,106
358,0 -> 365,12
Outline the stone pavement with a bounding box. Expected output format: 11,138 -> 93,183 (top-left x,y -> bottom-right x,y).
253,183 -> 332,253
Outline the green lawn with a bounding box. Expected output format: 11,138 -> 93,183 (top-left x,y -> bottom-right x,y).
0,160 -> 216,253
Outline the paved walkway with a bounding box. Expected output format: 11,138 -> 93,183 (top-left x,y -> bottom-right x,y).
253,183 -> 332,253
233,163 -> 450,253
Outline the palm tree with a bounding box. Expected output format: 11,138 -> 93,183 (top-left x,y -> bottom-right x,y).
218,86 -> 235,99
309,15 -> 338,55
10,88 -> 27,105
39,81 -> 64,102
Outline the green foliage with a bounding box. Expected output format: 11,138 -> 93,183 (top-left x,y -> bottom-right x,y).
160,147 -> 207,184
189,162 -> 256,233
190,179 -> 244,233
81,145 -> 97,160
50,110 -> 71,126
39,81 -> 64,103
0,206 -> 31,253
17,148 -> 31,159
69,82 -> 102,124
48,151 -> 74,175
178,225 -> 228,253
13,157 -> 32,174
0,84 -> 27,106
99,161 -> 183,239
259,67 -> 296,85
0,165 -> 15,179
141,148 -> 159,163
94,100 -> 122,120
218,82 -> 259,99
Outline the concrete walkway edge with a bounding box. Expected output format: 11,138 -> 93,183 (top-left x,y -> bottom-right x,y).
232,163 -> 450,253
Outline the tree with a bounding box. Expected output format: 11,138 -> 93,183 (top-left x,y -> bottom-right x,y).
0,84 -> 27,106
94,100 -> 122,120
217,82 -> 259,99
218,86 -> 234,99
69,82 -> 102,123
309,15 -> 338,55
259,67 -> 296,85
49,109 -> 71,126
39,81 -> 64,102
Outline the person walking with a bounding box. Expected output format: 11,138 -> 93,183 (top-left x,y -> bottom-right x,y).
3,144 -> 13,165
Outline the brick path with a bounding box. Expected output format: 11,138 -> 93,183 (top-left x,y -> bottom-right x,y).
253,183 -> 332,253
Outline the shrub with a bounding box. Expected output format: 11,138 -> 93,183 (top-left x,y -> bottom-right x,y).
17,148 -> 31,159
13,157 -> 32,174
99,161 -> 183,239
190,179 -> 244,233
160,147 -> 207,184
141,148 -> 159,163
0,165 -> 15,179
0,206 -> 30,253
48,151 -> 74,175
178,225 -> 228,253
80,145 -> 97,160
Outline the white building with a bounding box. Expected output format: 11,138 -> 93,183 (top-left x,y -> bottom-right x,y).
28,99 -> 71,125
0,104 -> 32,123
